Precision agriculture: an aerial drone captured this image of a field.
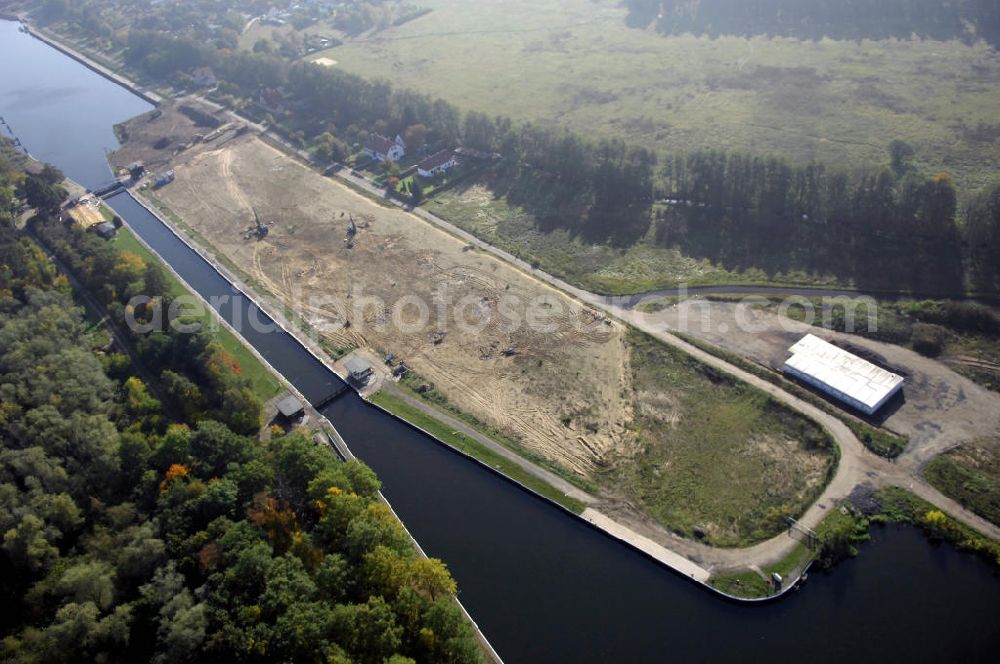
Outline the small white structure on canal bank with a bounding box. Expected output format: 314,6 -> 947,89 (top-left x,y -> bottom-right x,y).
783,334 -> 904,415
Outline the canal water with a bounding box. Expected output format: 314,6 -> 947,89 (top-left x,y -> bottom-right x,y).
2,20 -> 998,663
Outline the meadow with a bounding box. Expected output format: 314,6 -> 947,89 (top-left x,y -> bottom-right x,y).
319,0 -> 1000,196
607,330 -> 836,547
925,443 -> 1000,526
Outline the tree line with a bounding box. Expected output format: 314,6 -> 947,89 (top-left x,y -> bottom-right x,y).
120,24 -> 998,293
655,148 -> 978,293
0,155 -> 482,662
623,0 -> 1000,47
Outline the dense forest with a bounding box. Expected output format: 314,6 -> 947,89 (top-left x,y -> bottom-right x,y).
0,153 -> 482,662
21,0 -> 1000,294
623,0 -> 1000,47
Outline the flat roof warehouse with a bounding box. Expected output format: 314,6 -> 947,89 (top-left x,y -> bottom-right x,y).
783,334 -> 904,415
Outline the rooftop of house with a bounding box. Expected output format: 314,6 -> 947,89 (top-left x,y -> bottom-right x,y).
365,133 -> 396,155
418,149 -> 454,172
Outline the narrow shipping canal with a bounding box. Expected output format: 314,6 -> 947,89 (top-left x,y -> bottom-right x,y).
2,20 -> 998,663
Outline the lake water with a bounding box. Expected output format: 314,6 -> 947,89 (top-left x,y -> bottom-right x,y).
2,19 -> 998,663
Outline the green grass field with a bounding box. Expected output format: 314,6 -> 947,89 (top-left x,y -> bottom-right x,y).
320,0 -> 1000,196
607,330 -> 836,547
112,227 -> 283,403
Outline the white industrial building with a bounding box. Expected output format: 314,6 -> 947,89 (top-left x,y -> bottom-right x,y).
783,334 -> 904,415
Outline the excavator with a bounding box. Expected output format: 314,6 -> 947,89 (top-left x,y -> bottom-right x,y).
252,207 -> 269,240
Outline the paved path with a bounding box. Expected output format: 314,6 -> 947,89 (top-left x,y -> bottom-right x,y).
582,509 -> 711,582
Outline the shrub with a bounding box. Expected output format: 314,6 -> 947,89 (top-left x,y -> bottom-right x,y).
910,322 -> 948,357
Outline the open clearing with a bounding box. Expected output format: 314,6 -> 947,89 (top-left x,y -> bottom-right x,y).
145,130 -> 834,546
66,194 -> 104,229
323,0 -> 1000,195
110,98 -> 248,174
614,329 -> 833,547
157,136 -> 632,480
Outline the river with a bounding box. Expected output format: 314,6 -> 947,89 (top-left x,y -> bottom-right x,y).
2,19 -> 998,663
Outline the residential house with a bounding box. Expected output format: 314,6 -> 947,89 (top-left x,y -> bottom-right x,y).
364,133 -> 406,162
258,88 -> 287,114
417,149 -> 456,177
191,66 -> 218,88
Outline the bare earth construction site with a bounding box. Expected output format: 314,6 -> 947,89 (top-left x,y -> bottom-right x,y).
165,137 -> 634,480
117,105 -> 834,557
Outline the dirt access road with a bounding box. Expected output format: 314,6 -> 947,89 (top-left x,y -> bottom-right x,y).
332,158 -> 1000,562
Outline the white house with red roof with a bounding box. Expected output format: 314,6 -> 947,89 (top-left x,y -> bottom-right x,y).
364,133 -> 406,162
417,149 -> 457,177
191,66 -> 218,88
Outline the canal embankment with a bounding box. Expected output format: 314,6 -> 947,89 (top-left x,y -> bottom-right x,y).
20,20 -> 163,105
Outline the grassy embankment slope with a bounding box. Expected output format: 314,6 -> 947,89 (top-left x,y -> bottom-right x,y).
370,389 -> 587,514
926,443 -> 1000,527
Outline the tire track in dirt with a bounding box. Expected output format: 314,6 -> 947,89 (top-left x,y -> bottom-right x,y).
219,149 -> 253,217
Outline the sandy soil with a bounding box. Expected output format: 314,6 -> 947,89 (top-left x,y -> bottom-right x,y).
110,99 -> 247,175
122,126 -> 1000,572
67,194 -> 103,228
155,137 -> 634,477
